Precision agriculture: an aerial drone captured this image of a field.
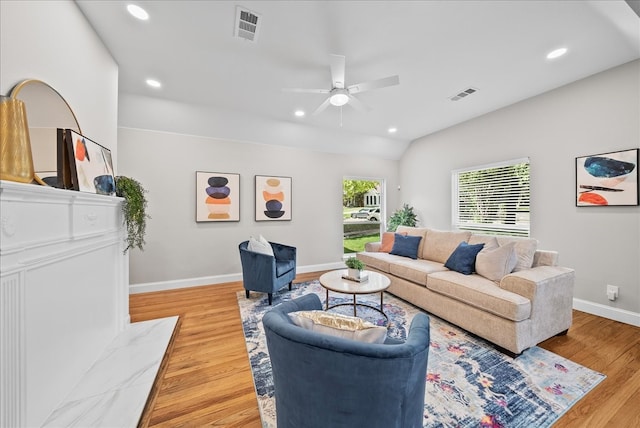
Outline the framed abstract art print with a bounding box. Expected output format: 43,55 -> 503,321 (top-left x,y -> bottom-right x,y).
255,175 -> 292,221
65,129 -> 115,195
196,171 -> 240,222
576,148 -> 638,206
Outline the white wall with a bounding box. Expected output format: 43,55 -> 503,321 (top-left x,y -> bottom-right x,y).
401,60 -> 640,323
117,123 -> 399,290
0,0 -> 118,165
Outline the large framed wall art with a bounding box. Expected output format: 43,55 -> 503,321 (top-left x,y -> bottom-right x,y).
255,175 -> 292,221
576,148 -> 638,206
65,129 -> 115,195
196,171 -> 240,222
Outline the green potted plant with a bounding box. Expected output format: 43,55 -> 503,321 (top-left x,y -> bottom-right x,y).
345,256 -> 366,280
115,175 -> 150,254
387,203 -> 418,232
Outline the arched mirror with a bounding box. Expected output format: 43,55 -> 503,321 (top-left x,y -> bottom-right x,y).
10,79 -> 81,186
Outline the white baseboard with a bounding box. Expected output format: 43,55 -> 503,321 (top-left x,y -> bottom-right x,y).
129,262 -> 345,294
131,271 -> 639,328
573,298 -> 640,327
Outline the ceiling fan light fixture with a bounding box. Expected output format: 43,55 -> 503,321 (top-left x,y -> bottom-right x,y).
329,93 -> 349,107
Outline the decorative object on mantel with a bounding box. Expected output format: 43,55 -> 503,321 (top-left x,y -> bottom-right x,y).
344,256 -> 367,281
9,79 -> 82,186
387,203 -> 418,232
0,95 -> 35,183
64,129 -> 115,196
115,176 -> 150,253
576,148 -> 639,206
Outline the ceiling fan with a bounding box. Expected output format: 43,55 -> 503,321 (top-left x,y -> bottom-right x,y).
283,54 -> 400,116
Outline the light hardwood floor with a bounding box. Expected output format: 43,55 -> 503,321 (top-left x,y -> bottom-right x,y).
130,272 -> 640,427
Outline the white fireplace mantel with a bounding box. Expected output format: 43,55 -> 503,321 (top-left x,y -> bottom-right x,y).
0,180 -> 129,428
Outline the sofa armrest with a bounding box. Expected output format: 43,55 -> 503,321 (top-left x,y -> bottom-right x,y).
500,266 -> 575,338
364,242 -> 382,252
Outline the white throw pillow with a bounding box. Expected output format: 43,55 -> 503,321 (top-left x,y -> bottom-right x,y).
248,235 -> 274,256
288,310 -> 387,344
476,242 -> 518,283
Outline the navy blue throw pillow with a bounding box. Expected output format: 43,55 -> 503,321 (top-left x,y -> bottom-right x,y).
389,234 -> 422,259
444,242 -> 485,275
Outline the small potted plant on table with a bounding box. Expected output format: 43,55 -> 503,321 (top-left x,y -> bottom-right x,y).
345,257 -> 366,280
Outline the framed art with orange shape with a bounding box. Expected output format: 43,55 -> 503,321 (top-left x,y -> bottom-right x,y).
255,175 -> 292,221
196,171 -> 240,222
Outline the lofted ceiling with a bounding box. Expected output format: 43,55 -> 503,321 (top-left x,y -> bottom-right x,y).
76,1 -> 640,159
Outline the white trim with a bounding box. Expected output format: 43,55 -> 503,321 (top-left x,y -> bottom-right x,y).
129,262 -> 346,294
451,157 -> 530,174
573,298 -> 640,327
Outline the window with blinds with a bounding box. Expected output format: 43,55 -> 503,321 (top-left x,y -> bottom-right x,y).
452,158 -> 530,237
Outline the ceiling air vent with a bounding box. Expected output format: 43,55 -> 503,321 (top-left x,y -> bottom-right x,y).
450,87 -> 478,101
234,6 -> 261,42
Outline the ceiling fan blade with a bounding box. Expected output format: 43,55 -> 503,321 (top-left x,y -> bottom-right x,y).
282,88 -> 331,94
329,54 -> 346,89
312,97 -> 332,115
347,75 -> 400,94
347,95 -> 370,113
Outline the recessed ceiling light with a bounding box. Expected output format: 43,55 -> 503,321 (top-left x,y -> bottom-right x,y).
127,4 -> 149,21
146,78 -> 161,88
546,47 -> 568,60
388,127 -> 397,134
294,110 -> 305,117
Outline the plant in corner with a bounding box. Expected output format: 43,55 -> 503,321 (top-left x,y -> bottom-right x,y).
387,203 -> 418,232
115,176 -> 150,253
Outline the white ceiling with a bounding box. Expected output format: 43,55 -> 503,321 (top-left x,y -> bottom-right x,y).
76,1 -> 640,159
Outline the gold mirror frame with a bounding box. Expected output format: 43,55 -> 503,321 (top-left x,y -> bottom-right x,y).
10,79 -> 82,185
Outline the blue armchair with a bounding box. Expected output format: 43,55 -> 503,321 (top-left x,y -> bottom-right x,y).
262,294 -> 430,428
239,240 -> 296,305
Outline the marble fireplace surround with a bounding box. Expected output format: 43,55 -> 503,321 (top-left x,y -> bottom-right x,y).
0,180 -> 175,427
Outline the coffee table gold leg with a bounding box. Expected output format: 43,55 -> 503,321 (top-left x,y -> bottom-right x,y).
381,291 -> 384,312
353,294 -> 357,316
326,289 -> 330,310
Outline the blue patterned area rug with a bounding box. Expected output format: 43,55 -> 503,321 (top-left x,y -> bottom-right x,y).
237,280 -> 605,428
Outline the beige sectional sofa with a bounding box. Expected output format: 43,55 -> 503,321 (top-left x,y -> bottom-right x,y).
357,226 -> 575,356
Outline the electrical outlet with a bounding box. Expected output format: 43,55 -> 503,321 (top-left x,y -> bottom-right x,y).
606,284 -> 619,301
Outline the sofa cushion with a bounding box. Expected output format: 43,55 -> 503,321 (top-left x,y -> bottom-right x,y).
532,250 -> 558,267
389,259 -> 449,287
276,259 -> 295,277
468,235 -> 498,249
390,234 -> 422,259
422,229 -> 472,263
380,231 -> 407,253
497,237 -> 538,272
356,252 -> 404,273
288,310 -> 387,343
396,226 -> 429,258
476,242 -> 518,283
427,271 -> 531,321
444,242 -> 485,275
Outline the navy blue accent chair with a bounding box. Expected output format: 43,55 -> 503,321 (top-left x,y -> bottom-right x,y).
262,294 -> 431,428
239,240 -> 296,305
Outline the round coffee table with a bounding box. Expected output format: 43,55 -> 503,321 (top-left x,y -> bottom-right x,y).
319,269 -> 391,324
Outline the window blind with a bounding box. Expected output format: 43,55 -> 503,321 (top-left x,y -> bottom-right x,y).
452,158 -> 530,237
